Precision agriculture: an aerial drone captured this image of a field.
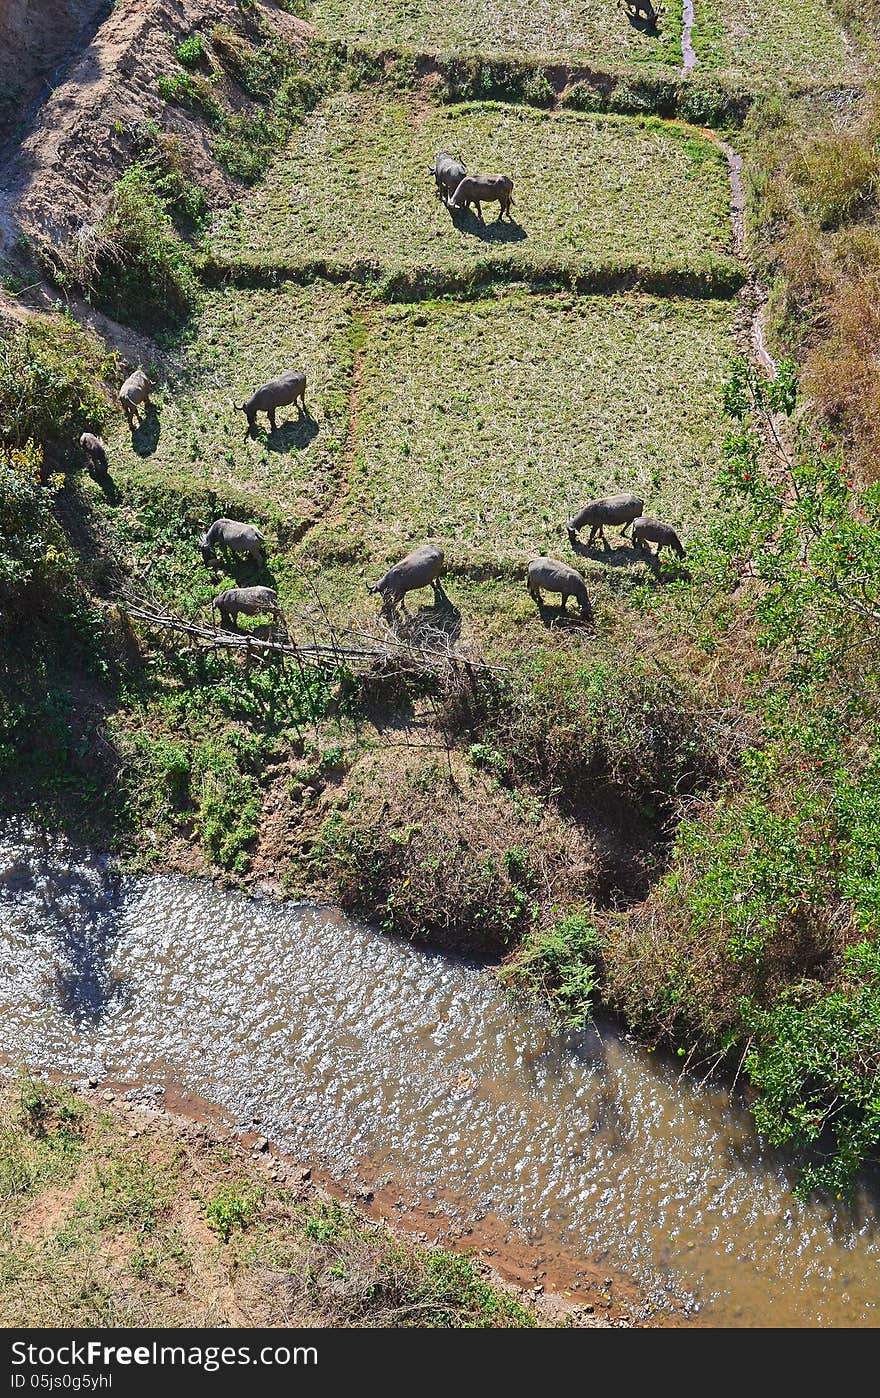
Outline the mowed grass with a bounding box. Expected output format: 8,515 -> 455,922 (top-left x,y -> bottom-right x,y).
206,97 -> 735,284
310,0 -> 683,66
317,292 -> 735,573
692,0 -> 863,84
104,285 -> 354,525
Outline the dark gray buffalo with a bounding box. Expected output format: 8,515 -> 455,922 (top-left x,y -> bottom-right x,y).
431,151 -> 467,204
448,174 -> 514,221
567,493 -> 644,548
369,543 -> 446,610
199,519 -> 265,568
239,369 -> 307,435
527,557 -> 592,617
631,517 -> 685,558
212,586 -> 282,629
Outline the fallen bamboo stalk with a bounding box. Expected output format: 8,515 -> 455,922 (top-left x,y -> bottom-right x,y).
119,593 -> 495,679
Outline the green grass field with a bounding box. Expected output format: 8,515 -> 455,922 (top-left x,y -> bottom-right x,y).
318,292 -> 735,574
104,285 -> 354,526
205,97 -> 736,287
310,0 -> 683,67
692,0 -> 863,83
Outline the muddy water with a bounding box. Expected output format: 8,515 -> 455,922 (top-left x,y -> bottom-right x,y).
3,825 -> 880,1328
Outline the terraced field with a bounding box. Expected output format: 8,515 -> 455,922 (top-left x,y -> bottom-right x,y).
692,0 -> 863,83
310,0 -> 684,67
310,0 -> 861,85
205,97 -> 738,292
322,293 -> 735,571
106,285 -> 354,526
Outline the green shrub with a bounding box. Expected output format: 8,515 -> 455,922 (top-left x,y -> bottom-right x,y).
744,941 -> 880,1197
174,34 -> 206,70
204,1184 -> 260,1241
677,81 -> 732,128
191,739 -> 260,873
157,71 -> 221,122
504,909 -> 603,1026
85,164 -> 200,329
521,71 -> 554,108
0,317 -> 113,464
0,442 -> 71,601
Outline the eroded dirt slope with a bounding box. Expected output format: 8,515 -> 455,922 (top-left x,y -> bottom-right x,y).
0,0 -> 308,258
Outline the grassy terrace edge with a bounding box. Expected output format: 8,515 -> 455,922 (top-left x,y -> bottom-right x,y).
311,38 -> 864,124
196,252 -> 747,300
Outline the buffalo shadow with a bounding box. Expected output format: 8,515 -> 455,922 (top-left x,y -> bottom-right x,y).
129,404 -> 161,458
448,206 -> 527,244
534,597 -> 595,630
388,586 -> 462,646
88,468 -> 120,504
259,412 -> 319,454
568,533 -> 689,581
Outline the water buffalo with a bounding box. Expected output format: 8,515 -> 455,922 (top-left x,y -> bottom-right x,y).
212,586 -> 282,630
527,558 -> 592,616
239,369 -> 307,436
528,556 -> 590,617
369,543 -> 446,610
79,432 -> 108,477
631,517 -> 685,558
567,493 -> 645,548
199,519 -> 265,568
119,369 -> 153,429
449,173 -> 514,221
431,151 -> 467,204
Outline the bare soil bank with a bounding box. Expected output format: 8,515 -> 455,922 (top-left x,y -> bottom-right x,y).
1,1069 -> 678,1328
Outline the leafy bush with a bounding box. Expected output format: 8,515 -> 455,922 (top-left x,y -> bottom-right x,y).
561,82 -> 607,113
0,317 -> 113,464
191,739 -> 260,873
0,442 -> 70,600
156,71 -> 221,122
504,909 -> 603,1026
744,941 -> 880,1198
204,1184 -> 260,1240
703,356 -> 880,678
175,34 -> 206,70
80,164 -> 199,330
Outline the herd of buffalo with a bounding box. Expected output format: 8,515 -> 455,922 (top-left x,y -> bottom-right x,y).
77,151 -> 685,635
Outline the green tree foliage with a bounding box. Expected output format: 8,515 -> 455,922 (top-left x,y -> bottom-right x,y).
744,942 -> 880,1198
0,316 -> 112,464
0,441 -> 70,599
702,355 -> 880,685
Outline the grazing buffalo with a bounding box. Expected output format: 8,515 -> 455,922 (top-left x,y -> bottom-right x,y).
369,543 -> 446,609
239,369 -> 307,435
212,586 -> 282,629
449,174 -> 514,221
527,557 -> 592,616
631,516 -> 685,558
567,493 -> 644,548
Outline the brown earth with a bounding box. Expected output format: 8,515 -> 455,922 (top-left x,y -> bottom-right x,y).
0,0 -> 310,260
